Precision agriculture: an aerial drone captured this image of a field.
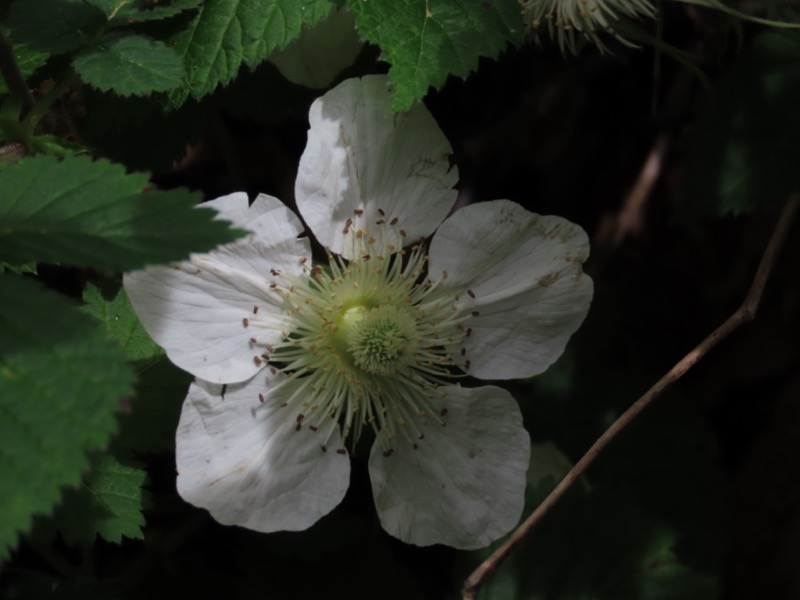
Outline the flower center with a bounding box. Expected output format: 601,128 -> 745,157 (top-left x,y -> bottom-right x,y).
246,211 -> 475,454
342,305 -> 419,375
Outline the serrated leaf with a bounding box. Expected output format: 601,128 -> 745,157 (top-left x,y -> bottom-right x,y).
48,452 -> 149,545
73,33 -> 185,95
682,32 -> 800,216
347,0 -> 523,111
82,282 -> 162,362
117,359 -> 191,453
0,155 -> 245,270
5,0 -> 106,54
166,0 -> 335,108
0,276 -> 134,558
87,0 -> 203,24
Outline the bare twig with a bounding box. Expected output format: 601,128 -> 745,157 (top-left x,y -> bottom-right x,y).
463,195 -> 800,600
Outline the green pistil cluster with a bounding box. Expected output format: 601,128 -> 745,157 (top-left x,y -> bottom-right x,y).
247,212 -> 474,454
344,305 -> 419,375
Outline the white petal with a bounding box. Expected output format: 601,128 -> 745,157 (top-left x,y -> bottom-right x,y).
176,375 -> 350,533
429,200 -> 593,380
124,193 -> 310,383
369,385 -> 530,549
296,75 -> 458,259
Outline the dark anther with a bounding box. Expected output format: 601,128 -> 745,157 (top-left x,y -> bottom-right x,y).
242,318 -> 250,327
336,448 -> 347,455
258,393 -> 265,403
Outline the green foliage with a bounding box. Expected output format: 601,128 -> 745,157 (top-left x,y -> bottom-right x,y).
459,479 -> 718,600
166,0 -> 336,107
83,282 -> 188,454
82,282 -> 162,363
87,0 -> 204,24
73,33 -> 185,95
118,359 -> 190,453
0,155 -> 245,270
45,452 -> 150,545
0,276 -> 134,558
5,0 -> 106,54
0,40 -> 49,95
347,0 -> 523,110
682,32 -> 800,215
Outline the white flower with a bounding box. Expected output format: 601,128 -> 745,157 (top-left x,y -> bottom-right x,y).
124,75 -> 593,549
521,0 -> 656,54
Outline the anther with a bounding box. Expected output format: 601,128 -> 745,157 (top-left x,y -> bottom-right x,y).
261,353 -> 270,360
471,311 -> 480,317
270,268 -> 281,276
253,356 -> 262,366
253,305 -> 259,314
343,218 -> 353,233
399,229 -> 406,236
270,367 -> 278,375
465,328 -> 472,336
390,217 -> 398,225
242,318 -> 249,327
296,414 -> 305,423
378,208 -> 385,216
460,348 -> 466,356
299,257 -> 307,265
440,408 -> 448,416
250,337 -> 257,344
336,448 -> 347,455
467,289 -> 475,298
309,425 -> 318,431
258,393 -> 265,403
354,209 -> 363,216
376,219 -> 385,225
321,445 -> 327,452
280,402 -> 288,407
383,449 -> 394,457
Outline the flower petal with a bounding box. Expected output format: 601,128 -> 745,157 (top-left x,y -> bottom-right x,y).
296,75 -> 458,259
429,200 -> 593,380
124,193 -> 310,383
176,375 -> 350,533
369,385 -> 529,549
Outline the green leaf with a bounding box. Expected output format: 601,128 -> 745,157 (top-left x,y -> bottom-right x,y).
47,452 -> 149,545
87,0 -> 203,24
5,0 -> 106,54
117,359 -> 191,453
0,155 -> 245,270
73,33 -> 185,95
347,0 -> 523,111
0,276 -> 134,558
166,0 -> 335,108
682,32 -> 800,215
0,39 -> 50,95
82,282 -> 162,363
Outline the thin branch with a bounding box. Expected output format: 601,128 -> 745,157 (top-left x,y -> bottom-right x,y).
463,195 -> 800,600
0,29 -> 36,115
